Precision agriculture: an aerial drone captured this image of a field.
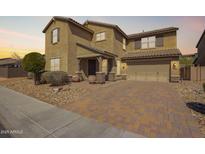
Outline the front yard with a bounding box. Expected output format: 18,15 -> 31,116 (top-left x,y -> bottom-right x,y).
0,78 -> 204,137
173,81 -> 205,135
0,77 -> 92,107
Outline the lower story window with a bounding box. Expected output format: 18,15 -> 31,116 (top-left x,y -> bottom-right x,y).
50,58 -> 60,71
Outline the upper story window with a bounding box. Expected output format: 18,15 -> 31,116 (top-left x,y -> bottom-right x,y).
52,28 -> 59,44
96,32 -> 105,41
123,38 -> 126,50
50,58 -> 60,71
141,36 -> 156,49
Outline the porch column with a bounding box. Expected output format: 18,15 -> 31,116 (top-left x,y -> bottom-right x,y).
97,57 -> 102,72
76,58 -> 83,81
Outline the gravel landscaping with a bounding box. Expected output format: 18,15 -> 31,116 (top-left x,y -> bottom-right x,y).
172,81 -> 205,136
0,77 -> 119,107
0,77 -> 92,107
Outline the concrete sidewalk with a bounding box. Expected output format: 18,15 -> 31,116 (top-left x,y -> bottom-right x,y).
0,86 -> 143,138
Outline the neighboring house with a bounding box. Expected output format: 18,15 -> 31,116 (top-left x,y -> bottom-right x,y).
0,58 -> 26,78
194,30 -> 205,66
191,30 -> 205,81
43,16 -> 181,82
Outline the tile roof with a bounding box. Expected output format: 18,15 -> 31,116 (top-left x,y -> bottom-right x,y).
76,43 -> 118,58
42,16 -> 94,34
84,20 -> 128,39
121,48 -> 181,60
43,17 -> 179,41
128,27 -> 179,39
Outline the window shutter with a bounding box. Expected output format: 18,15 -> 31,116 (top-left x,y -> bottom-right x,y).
156,36 -> 163,47
57,28 -> 60,42
135,40 -> 141,49
51,31 -> 53,43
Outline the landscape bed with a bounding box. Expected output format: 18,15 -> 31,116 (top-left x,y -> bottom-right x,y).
173,81 -> 205,136
0,77 -> 91,107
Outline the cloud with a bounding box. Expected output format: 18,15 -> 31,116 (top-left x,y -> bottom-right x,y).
0,28 -> 42,41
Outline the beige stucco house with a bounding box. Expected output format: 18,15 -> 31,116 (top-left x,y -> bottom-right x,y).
43,16 -> 181,82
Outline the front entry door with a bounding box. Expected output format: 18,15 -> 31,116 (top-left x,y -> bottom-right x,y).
88,59 -> 96,75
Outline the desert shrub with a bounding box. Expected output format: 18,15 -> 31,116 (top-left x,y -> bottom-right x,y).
203,83 -> 205,92
22,52 -> 45,85
27,72 -> 34,79
40,71 -> 52,84
41,71 -> 69,86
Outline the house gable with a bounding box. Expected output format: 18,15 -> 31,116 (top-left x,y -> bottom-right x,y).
196,30 -> 205,66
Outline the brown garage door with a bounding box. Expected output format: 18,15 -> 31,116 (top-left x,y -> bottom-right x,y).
127,64 -> 170,82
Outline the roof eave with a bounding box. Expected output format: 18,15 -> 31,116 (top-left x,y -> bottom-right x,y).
128,28 -> 179,39
122,54 -> 181,60
42,17 -> 94,34
84,20 -> 128,39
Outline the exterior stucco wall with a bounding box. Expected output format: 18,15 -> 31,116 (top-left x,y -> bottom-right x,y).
45,20 -> 69,72
67,22 -> 92,75
45,20 -> 93,75
127,31 -> 177,52
84,24 -> 114,53
113,29 -> 126,58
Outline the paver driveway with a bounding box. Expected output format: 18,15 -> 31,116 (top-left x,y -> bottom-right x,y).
64,81 -> 202,137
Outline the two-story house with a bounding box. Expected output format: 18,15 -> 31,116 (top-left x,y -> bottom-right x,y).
43,16 -> 181,82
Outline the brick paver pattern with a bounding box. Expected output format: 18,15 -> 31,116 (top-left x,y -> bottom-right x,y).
63,81 -> 202,137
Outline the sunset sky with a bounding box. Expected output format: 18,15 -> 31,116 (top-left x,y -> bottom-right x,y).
0,16 -> 204,58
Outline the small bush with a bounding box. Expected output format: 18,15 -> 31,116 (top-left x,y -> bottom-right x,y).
27,72 -> 34,79
41,71 -> 69,86
203,83 -> 205,92
40,71 -> 52,84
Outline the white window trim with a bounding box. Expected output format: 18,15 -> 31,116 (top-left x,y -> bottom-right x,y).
96,32 -> 106,41
123,38 -> 126,50
50,58 -> 60,71
52,28 -> 59,44
141,36 -> 156,49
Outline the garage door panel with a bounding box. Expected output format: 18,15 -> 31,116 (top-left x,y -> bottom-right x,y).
127,64 -> 170,82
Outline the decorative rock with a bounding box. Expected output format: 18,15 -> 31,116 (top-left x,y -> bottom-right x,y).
52,87 -> 63,93
72,76 -> 80,82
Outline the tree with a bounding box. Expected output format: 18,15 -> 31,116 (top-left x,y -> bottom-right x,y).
22,52 -> 45,85
179,56 -> 194,67
11,52 -> 21,60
